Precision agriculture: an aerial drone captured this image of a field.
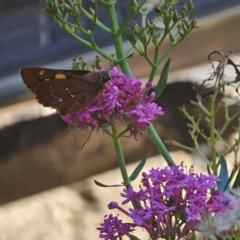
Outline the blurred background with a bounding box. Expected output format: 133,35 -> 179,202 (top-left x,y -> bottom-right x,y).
0,0 -> 240,239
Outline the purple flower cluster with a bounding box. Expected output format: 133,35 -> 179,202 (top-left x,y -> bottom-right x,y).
97,214 -> 135,240
97,166 -> 232,240
62,68 -> 164,140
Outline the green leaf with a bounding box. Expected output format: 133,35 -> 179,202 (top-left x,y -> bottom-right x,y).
153,57 -> 171,100
217,155 -> 230,192
129,153 -> 150,182
232,168 -> 240,189
188,231 -> 197,240
94,180 -> 124,187
129,234 -> 142,240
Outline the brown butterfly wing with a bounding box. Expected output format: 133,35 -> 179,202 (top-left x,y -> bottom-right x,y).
20,67 -> 105,115
20,67 -> 91,91
34,78 -> 104,115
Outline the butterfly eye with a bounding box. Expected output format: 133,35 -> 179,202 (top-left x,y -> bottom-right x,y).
101,72 -> 112,83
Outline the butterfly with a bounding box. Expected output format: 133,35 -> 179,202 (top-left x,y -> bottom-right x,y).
20,68 -> 112,116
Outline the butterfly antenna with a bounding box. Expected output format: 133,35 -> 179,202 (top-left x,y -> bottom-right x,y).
124,89 -> 133,96
111,54 -> 134,69
106,54 -> 134,96
111,80 -> 133,96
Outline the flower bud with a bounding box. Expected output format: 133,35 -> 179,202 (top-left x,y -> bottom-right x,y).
151,36 -> 158,46
58,0 -> 65,11
63,23 -> 72,33
95,56 -> 102,70
140,31 -> 147,44
169,0 -> 178,6
187,0 -> 194,12
181,2 -> 189,18
125,24 -> 131,36
147,19 -> 154,29
68,0 -> 75,8
82,62 -> 88,70
74,4 -> 80,15
164,7 -> 172,22
169,31 -> 175,43
133,22 -> 140,34
172,7 -> 180,23
72,57 -> 79,70
108,202 -> 118,209
64,13 -> 69,21
177,24 -> 183,35
181,21 -> 187,33
89,7 -> 95,15
183,20 -> 190,30
168,8 -> 174,22
131,33 -> 137,45
181,9 -> 188,18
53,0 -> 59,8
57,9 -> 63,17
149,92 -> 155,100
146,82 -> 152,88
154,33 -> 161,39
191,17 -> 198,28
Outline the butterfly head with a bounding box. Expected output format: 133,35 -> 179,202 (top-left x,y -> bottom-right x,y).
101,71 -> 112,83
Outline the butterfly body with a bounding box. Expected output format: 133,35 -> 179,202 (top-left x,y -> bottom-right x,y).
20,67 -> 111,115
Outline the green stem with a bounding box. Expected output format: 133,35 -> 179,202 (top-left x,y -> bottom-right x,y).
192,136 -> 212,166
209,91 -> 218,171
117,0 -> 147,34
165,140 -> 195,152
147,124 -> 175,166
148,66 -> 158,83
61,26 -> 92,46
111,124 -> 131,187
140,10 -> 147,27
78,4 -> 112,33
157,44 -> 175,66
191,100 -> 210,116
105,2 -> 132,77
147,45 -> 160,83
61,25 -> 116,61
111,125 -> 140,209
118,128 -> 131,138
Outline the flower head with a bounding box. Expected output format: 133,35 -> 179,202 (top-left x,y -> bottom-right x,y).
97,214 -> 135,240
62,68 -> 164,140
98,166 -> 232,239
